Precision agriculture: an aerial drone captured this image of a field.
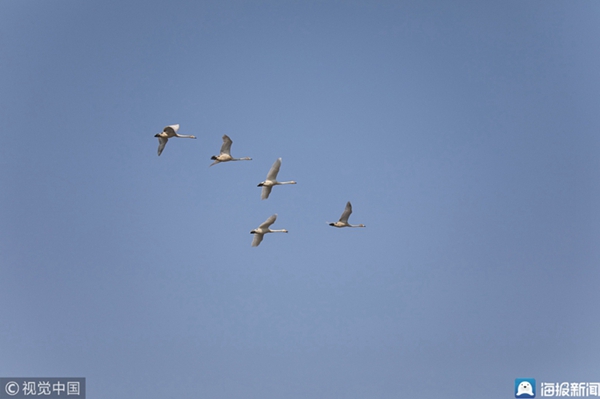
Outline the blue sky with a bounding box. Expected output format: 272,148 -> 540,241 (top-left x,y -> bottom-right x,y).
1,1 -> 599,398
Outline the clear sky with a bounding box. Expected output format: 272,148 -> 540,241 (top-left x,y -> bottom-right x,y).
1,1 -> 599,398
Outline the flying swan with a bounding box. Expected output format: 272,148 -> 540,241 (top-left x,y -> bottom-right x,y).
329,201 -> 365,228
257,158 -> 297,200
154,124 -> 196,156
210,135 -> 252,166
251,214 -> 288,247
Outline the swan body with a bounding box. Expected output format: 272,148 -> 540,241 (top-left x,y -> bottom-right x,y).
250,214 -> 288,247
210,134 -> 252,166
329,201 -> 365,228
257,158 -> 297,199
154,124 -> 196,156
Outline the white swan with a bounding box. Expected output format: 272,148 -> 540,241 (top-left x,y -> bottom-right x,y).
210,135 -> 252,166
251,214 -> 288,247
329,201 -> 365,228
154,124 -> 196,156
257,158 -> 297,200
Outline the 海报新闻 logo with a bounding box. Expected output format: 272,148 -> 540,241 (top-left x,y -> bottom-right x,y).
515,378 -> 536,398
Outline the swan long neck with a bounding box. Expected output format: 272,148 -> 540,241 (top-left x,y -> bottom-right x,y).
268,229 -> 288,233
232,157 -> 252,161
277,181 -> 296,185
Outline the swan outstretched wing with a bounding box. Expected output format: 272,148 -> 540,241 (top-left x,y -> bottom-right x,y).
251,233 -> 264,247
266,158 -> 282,181
157,137 -> 168,156
339,201 -> 352,223
258,214 -> 277,229
261,186 -> 273,200
220,135 -> 233,155
163,124 -> 179,136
